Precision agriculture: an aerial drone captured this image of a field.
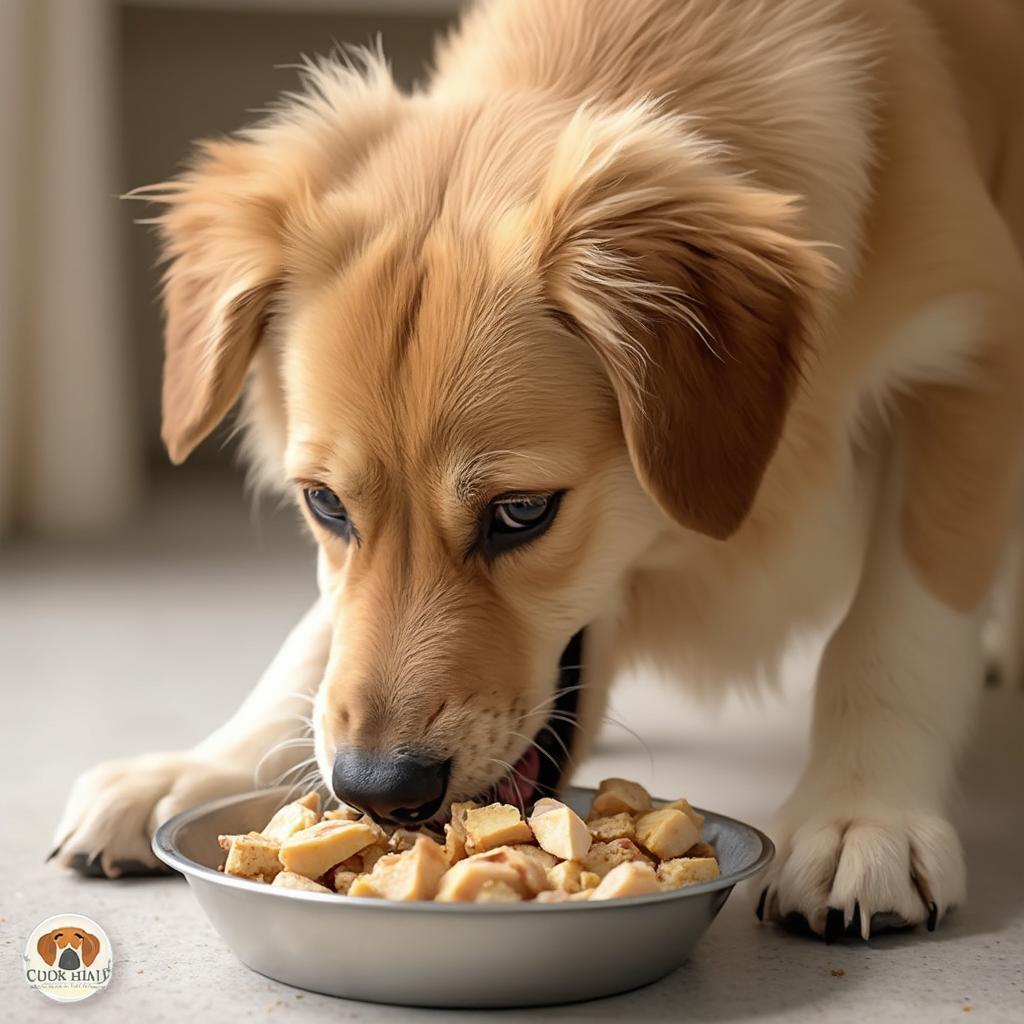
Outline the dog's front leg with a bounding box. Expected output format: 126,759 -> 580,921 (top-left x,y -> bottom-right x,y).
52,598 -> 331,877
761,440 -> 1000,938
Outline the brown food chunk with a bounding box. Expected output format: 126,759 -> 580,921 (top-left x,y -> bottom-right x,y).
534,889 -> 569,903
473,880 -> 522,903
322,805 -> 361,822
279,820 -> 378,879
296,792 -> 321,813
436,859 -> 523,902
443,823 -> 467,864
528,800 -> 591,861
272,870 -> 331,893
360,843 -> 390,873
361,836 -> 449,901
661,798 -> 704,830
347,874 -> 380,898
635,808 -> 700,860
684,840 -> 716,859
326,866 -> 360,894
218,833 -> 282,881
509,843 -> 558,870
588,812 -> 635,842
657,856 -> 720,890
388,828 -> 422,853
547,860 -> 587,893
581,838 -> 652,878
591,861 -> 660,900
538,886 -> 596,902
466,846 -> 549,897
589,778 -> 653,818
464,804 -> 532,853
261,799 -> 320,843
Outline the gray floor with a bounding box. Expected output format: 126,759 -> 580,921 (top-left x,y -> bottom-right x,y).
2,478 -> 1022,1022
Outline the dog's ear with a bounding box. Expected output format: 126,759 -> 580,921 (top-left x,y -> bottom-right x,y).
79,931 -> 101,967
524,104 -> 830,539
143,53 -> 404,464
37,932 -> 57,966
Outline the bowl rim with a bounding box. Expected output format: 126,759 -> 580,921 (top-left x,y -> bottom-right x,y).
153,784 -> 774,914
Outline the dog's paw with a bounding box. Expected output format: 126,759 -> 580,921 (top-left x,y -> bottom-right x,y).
756,802 -> 966,940
50,752 -> 252,878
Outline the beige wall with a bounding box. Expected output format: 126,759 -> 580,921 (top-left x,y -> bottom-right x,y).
118,5 -> 454,474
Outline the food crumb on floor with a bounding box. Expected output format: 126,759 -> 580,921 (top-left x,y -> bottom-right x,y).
831,968 -> 845,977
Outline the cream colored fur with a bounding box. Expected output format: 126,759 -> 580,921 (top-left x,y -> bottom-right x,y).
53,0 -> 1024,939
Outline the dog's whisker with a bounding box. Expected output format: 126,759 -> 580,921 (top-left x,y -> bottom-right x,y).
279,765 -> 327,805
485,758 -> 533,815
601,712 -> 655,773
538,722 -> 574,766
253,734 -> 316,786
516,682 -> 595,723
508,730 -> 565,775
263,755 -> 319,790
269,761 -> 318,788
542,711 -> 585,730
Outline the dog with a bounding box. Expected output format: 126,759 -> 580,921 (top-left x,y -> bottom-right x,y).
37,928 -> 101,970
51,0 -> 1024,940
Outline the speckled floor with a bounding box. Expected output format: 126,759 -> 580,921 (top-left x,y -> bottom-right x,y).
2,479 -> 1022,1022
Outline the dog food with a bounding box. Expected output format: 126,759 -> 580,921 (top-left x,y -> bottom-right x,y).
217,778 -> 720,903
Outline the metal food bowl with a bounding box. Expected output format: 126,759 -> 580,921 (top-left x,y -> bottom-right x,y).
153,785 -> 773,1008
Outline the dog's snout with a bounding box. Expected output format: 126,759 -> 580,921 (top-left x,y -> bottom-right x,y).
331,750 -> 450,825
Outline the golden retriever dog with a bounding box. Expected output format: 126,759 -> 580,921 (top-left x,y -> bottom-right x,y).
52,0 -> 1024,940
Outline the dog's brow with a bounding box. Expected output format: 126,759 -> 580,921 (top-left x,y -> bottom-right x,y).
452,464 -> 482,504
345,469 -> 387,507
451,450 -> 563,504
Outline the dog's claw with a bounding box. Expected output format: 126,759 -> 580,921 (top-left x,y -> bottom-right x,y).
781,911 -> 813,937
45,845 -> 61,863
755,887 -> 767,921
824,907 -> 844,943
70,852 -> 108,878
927,902 -> 938,932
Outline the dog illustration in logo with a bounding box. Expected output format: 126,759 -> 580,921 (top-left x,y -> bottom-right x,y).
37,927 -> 100,971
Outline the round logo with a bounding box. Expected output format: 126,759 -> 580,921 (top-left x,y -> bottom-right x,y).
23,914 -> 113,1003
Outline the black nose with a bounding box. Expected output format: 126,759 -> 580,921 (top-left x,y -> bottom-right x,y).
331,749 -> 450,824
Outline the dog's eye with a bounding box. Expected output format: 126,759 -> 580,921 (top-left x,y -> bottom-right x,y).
481,492 -> 563,558
304,486 -> 353,540
495,497 -> 551,530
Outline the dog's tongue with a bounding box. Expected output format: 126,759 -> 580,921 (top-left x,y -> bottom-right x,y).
496,746 -> 540,807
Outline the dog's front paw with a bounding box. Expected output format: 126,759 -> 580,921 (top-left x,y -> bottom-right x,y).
51,752 -> 252,878
757,800 -> 966,940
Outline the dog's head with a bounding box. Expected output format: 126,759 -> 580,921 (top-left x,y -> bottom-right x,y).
148,56 -> 825,821
37,928 -> 101,968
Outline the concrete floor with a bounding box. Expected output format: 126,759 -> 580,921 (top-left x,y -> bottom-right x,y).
2,479 -> 1023,1022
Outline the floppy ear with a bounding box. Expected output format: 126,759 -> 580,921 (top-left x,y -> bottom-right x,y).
37,933 -> 57,966
526,104 -> 830,539
80,931 -> 101,967
141,52 -> 404,464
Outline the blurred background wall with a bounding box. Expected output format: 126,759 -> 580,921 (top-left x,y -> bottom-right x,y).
0,0 -> 457,540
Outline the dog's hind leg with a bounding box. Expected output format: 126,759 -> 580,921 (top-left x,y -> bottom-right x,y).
51,598 -> 332,877
982,514 -> 1024,689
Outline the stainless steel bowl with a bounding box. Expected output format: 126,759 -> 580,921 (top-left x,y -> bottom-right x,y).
153,785 -> 773,1008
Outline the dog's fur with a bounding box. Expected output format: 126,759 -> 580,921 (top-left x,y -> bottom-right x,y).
54,0 -> 1024,938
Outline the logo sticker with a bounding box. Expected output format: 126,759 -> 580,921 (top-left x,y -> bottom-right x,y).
23,914 -> 113,1002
